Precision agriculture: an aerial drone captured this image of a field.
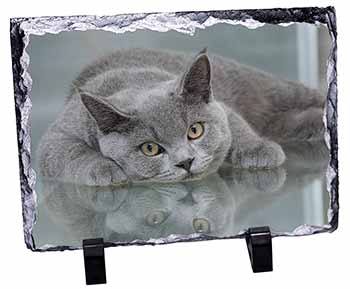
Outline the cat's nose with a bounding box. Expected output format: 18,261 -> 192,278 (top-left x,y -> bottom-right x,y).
175,158 -> 195,173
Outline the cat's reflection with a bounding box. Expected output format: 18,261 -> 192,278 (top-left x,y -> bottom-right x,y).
41,141 -> 329,245
223,141 -> 329,228
42,168 -> 286,244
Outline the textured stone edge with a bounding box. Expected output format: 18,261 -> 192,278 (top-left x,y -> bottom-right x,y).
9,6 -> 338,252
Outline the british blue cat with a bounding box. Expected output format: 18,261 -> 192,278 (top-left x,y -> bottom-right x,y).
38,48 -> 324,185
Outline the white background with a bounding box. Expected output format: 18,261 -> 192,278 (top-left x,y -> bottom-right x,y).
0,0 -> 348,288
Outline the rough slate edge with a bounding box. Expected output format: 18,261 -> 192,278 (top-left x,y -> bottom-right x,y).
9,6 -> 338,252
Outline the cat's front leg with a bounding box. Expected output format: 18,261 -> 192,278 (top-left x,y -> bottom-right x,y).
76,157 -> 128,186
231,139 -> 286,169
226,108 -> 285,169
38,127 -> 128,186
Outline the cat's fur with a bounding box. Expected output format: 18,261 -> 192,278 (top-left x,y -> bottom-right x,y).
38,48 -> 325,185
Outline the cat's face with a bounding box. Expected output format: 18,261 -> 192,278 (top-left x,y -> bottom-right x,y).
81,51 -> 231,182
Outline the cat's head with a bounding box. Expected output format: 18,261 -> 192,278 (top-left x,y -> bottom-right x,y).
81,50 -> 231,182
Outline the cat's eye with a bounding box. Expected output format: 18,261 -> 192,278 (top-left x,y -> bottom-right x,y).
187,122 -> 204,140
140,142 -> 164,156
146,210 -> 168,226
193,218 -> 211,233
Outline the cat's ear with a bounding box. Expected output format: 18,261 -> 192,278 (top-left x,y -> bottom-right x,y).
178,50 -> 212,104
80,92 -> 132,134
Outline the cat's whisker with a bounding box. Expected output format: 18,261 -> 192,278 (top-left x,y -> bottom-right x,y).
196,158 -> 213,170
140,171 -> 176,182
140,171 -> 172,181
157,170 -> 171,177
203,155 -> 213,161
157,173 -> 176,180
202,160 -> 211,166
201,156 -> 213,164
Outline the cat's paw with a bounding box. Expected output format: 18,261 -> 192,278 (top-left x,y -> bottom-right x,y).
232,140 -> 286,169
79,158 -> 128,186
233,167 -> 286,193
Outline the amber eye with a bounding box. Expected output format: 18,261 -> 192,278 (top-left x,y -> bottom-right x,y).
140,142 -> 164,156
187,122 -> 204,140
193,218 -> 210,233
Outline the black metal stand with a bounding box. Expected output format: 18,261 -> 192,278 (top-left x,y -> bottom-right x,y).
83,238 -> 107,285
81,227 -> 272,285
245,226 -> 273,273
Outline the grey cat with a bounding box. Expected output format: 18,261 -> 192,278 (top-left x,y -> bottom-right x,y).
38,48 -> 325,185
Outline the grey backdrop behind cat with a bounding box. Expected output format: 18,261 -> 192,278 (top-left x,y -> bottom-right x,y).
10,7 -> 338,251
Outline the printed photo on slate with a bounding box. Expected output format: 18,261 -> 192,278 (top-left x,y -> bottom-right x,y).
10,7 -> 337,254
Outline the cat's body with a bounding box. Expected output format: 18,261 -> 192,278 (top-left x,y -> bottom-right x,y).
38,48 -> 325,185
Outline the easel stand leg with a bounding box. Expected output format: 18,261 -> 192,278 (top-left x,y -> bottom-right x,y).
83,238 -> 107,285
245,226 -> 273,273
